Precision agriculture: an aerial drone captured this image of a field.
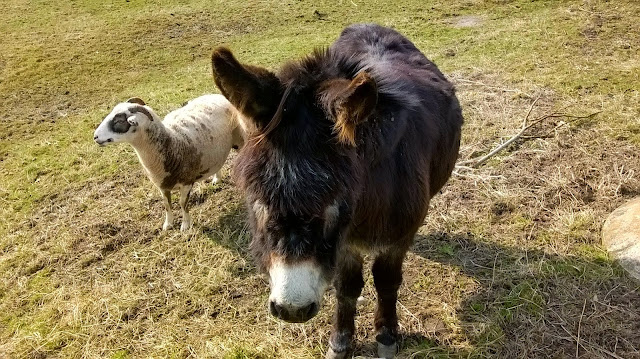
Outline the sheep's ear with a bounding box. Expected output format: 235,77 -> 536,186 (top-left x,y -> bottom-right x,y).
321,71 -> 377,146
127,116 -> 139,126
211,47 -> 282,131
128,105 -> 154,122
127,97 -> 146,106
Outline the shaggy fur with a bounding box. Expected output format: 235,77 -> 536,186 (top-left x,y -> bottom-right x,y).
211,24 -> 462,358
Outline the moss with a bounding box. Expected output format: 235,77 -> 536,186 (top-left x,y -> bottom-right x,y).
224,346 -> 271,359
110,350 -> 131,359
498,280 -> 546,321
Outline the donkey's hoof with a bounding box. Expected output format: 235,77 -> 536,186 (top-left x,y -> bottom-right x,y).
325,347 -> 347,359
377,341 -> 397,359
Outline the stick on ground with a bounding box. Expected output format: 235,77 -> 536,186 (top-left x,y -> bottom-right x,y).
456,99 -> 600,170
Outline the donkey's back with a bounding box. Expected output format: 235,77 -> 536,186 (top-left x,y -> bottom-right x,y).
335,24 -> 463,244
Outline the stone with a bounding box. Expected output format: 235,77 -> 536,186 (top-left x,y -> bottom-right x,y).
602,197 -> 640,281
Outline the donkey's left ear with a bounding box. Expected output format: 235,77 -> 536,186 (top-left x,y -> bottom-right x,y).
211,47 -> 282,131
325,71 -> 377,146
127,97 -> 146,106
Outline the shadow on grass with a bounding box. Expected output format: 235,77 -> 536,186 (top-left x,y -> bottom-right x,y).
197,201 -> 640,358
402,231 -> 640,358
201,200 -> 256,278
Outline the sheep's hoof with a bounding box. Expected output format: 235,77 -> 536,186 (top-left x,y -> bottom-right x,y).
180,219 -> 192,231
211,174 -> 219,185
162,222 -> 173,231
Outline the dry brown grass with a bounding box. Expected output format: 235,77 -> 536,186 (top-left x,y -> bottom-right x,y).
3,72 -> 639,359
411,74 -> 640,358
2,0 -> 640,358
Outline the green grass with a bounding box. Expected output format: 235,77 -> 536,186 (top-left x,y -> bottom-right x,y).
2,0 -> 640,358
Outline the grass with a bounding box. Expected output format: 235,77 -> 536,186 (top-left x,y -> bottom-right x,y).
1,0 -> 640,358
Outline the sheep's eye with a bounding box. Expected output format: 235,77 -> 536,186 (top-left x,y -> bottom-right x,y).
110,113 -> 131,133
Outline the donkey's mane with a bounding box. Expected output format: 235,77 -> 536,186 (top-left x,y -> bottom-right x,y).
261,42 -> 443,140
254,85 -> 294,143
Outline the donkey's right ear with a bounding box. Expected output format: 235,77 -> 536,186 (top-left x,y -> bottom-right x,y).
211,47 -> 282,129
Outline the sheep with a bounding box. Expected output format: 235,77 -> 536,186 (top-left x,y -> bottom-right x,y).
93,94 -> 245,231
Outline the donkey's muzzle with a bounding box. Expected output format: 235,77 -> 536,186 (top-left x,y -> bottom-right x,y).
269,300 -> 319,323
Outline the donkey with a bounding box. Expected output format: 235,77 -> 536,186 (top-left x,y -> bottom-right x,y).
211,24 -> 462,359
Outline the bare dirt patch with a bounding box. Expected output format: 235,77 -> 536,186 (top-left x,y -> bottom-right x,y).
450,15 -> 485,28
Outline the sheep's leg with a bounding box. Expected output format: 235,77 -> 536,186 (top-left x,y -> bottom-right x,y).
161,189 -> 174,231
179,184 -> 193,231
211,170 -> 222,185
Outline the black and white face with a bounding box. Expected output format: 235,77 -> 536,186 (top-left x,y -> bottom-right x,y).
93,101 -> 153,145
249,198 -> 346,323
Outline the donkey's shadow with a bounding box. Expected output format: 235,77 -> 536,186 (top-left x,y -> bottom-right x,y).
201,203 -> 640,357
390,231 -> 640,358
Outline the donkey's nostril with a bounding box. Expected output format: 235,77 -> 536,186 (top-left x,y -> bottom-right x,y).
269,300 -> 282,318
300,302 -> 318,320
269,299 -> 319,323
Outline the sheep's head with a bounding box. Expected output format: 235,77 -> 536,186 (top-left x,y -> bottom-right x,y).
94,98 -> 155,146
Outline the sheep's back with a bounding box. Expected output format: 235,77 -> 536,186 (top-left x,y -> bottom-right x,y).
161,94 -> 237,185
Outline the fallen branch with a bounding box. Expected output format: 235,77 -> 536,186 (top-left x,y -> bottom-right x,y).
456,99 -> 600,170
576,298 -> 587,358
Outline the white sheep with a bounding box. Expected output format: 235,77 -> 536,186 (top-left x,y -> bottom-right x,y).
94,94 -> 245,231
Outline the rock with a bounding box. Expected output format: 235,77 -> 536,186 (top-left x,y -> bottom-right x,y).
602,197 -> 640,280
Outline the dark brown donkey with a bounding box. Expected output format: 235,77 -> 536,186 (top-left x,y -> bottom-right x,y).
211,24 -> 462,359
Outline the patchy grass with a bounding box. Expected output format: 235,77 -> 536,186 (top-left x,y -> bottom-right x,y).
1,0 -> 640,358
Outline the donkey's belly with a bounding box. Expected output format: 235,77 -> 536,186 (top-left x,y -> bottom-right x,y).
345,211 -> 424,253
347,237 -> 398,255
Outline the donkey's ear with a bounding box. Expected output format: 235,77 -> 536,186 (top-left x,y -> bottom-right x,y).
324,71 -> 377,146
211,47 -> 282,129
127,97 -> 146,106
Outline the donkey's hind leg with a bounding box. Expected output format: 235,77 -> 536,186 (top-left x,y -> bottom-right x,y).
372,248 -> 407,359
325,249 -> 364,359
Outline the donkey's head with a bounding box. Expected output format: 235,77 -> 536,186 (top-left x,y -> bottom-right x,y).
211,47 -> 377,323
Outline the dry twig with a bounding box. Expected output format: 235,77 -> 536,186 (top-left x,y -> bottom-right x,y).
455,99 -> 600,171
576,298 -> 587,358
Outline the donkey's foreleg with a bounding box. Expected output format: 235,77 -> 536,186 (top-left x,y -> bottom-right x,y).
325,250 -> 364,359
372,250 -> 406,359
